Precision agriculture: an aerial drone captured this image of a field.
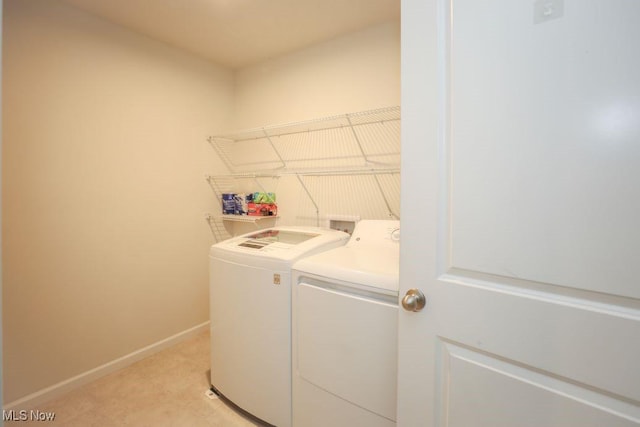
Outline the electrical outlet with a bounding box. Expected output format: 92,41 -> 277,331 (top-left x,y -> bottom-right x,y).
533,0 -> 564,24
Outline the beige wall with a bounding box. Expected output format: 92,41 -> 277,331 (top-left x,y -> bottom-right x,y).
233,21 -> 400,129
2,0 -> 233,403
231,21 -> 401,231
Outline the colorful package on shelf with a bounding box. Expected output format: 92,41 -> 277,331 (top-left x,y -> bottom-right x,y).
222,193 -> 254,215
222,193 -> 236,214
253,192 -> 276,204
265,203 -> 278,216
247,202 -> 278,217
233,194 -> 250,215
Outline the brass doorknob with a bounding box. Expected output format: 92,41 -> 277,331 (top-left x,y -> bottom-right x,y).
401,289 -> 426,312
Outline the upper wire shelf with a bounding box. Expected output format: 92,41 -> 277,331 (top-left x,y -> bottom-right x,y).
208,106 -> 400,175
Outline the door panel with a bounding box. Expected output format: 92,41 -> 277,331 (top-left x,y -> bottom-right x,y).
449,0 -> 640,300
436,275 -> 640,401
441,342 -> 637,427
398,0 -> 640,425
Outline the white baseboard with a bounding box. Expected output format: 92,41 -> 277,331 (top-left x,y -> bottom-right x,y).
4,321 -> 210,411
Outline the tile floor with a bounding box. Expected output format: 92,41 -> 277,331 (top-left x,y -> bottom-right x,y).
6,330 -> 260,426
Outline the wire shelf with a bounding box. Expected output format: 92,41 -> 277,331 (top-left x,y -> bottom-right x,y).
205,106 -> 401,232
208,106 -> 400,175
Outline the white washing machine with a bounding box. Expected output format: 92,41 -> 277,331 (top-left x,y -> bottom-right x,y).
291,220 -> 400,427
209,226 -> 349,427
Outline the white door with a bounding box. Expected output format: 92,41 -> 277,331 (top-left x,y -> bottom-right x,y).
398,0 -> 640,426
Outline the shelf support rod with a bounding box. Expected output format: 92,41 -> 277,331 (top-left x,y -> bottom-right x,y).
373,174 -> 400,220
345,115 -> 371,165
296,174 -> 320,227
346,114 -> 391,166
263,128 -> 287,170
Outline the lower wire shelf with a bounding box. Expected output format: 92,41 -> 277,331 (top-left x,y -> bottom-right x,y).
221,214 -> 279,223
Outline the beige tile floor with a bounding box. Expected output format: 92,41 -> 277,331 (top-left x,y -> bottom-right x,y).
6,330 -> 261,426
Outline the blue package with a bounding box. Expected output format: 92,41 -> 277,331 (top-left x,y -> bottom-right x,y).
222,193 -> 236,214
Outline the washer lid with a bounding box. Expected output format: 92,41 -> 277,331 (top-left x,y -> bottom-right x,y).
210,226 -> 350,263
293,244 -> 399,293
237,229 -> 320,249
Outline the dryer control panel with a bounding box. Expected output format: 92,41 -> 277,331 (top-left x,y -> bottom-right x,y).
347,220 -> 400,249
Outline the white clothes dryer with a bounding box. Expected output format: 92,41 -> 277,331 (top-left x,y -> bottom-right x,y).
209,226 -> 349,427
292,220 -> 400,427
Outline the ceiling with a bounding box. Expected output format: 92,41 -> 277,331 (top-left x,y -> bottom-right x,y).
60,0 -> 400,69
